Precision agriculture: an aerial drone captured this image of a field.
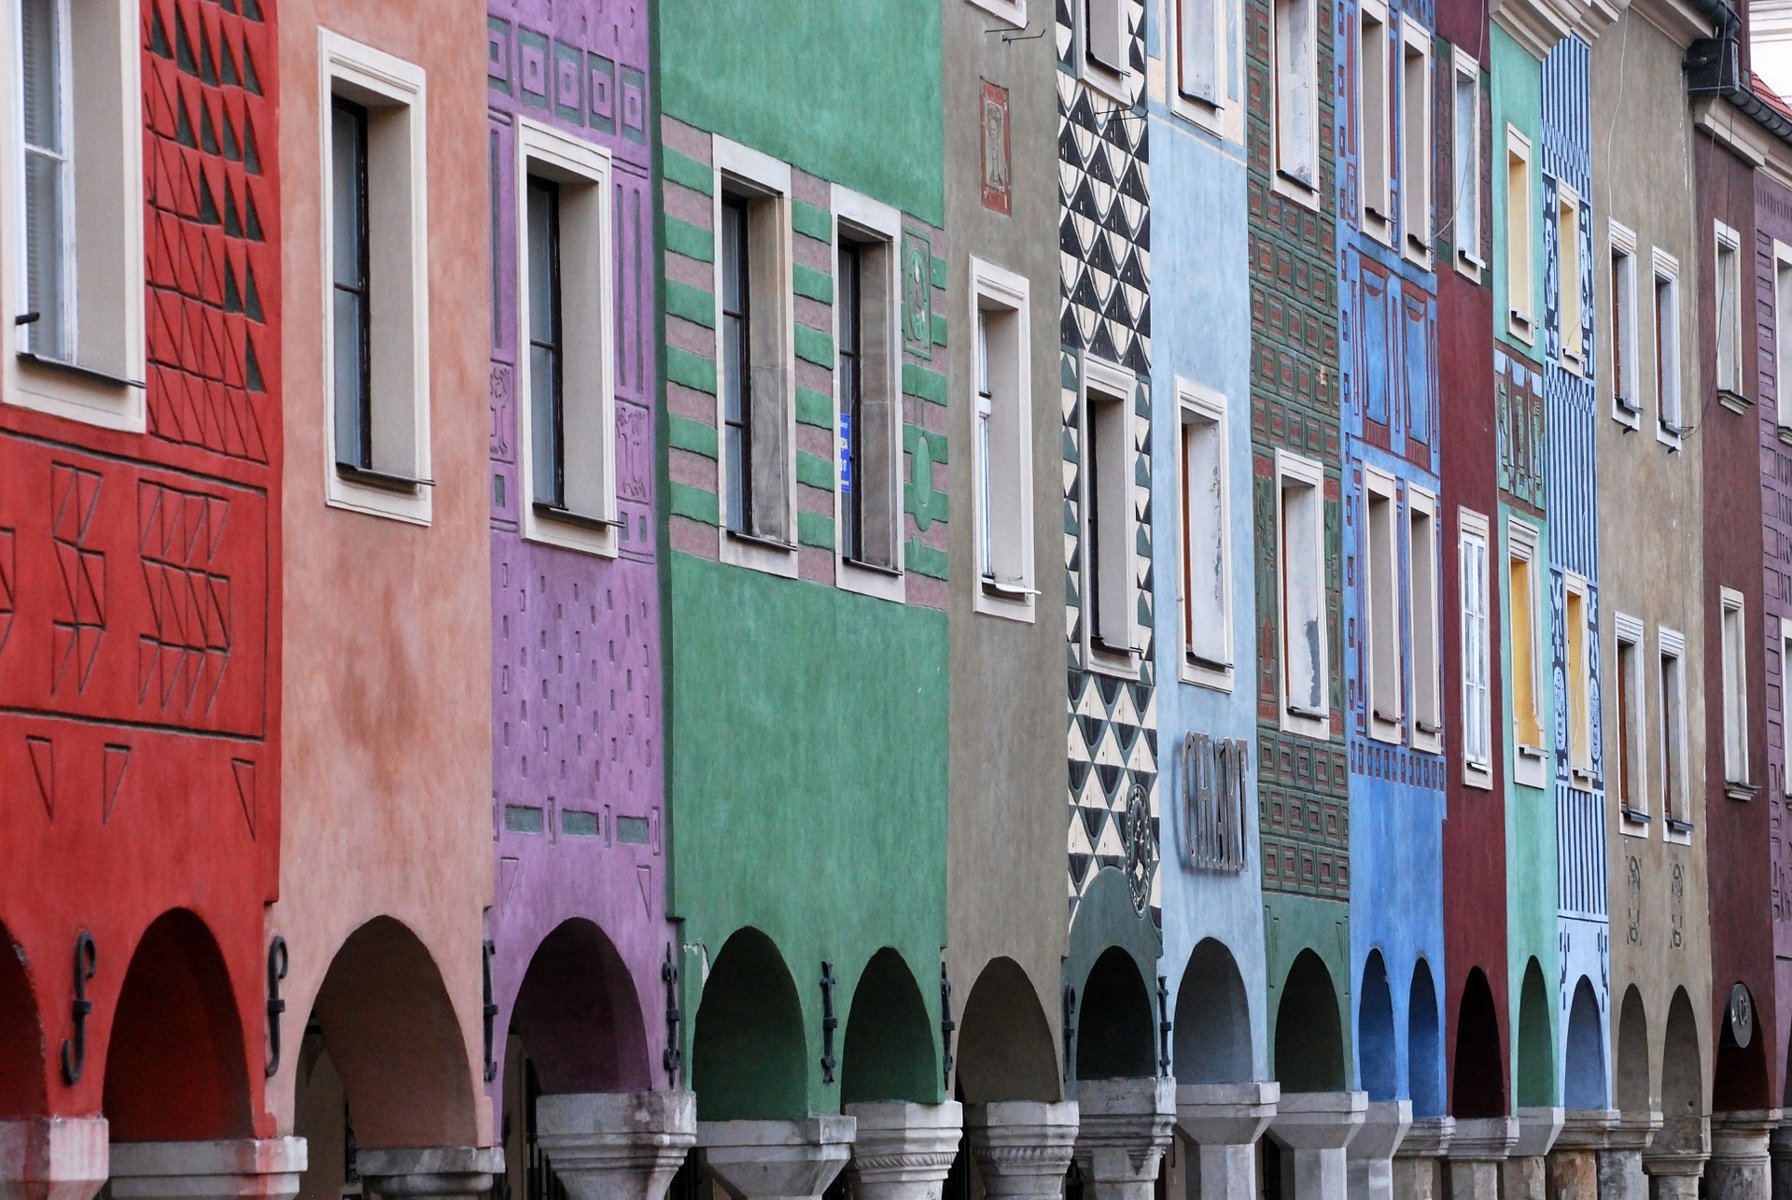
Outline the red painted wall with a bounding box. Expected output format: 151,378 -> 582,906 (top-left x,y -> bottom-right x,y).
0,0 -> 280,1136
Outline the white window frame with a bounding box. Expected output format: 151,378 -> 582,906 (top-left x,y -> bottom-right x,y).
831,185 -> 905,602
1177,378 -> 1232,690
1171,0 -> 1227,131
1272,0 -> 1320,205
1557,182 -> 1585,374
1613,612 -> 1648,831
966,0 -> 1028,28
1459,508 -> 1492,787
1081,0 -> 1132,100
514,117 -> 617,557
1653,247 -> 1683,448
1508,515 -> 1546,789
970,257 -> 1035,624
1775,239 -> 1792,431
1364,467 -> 1402,742
1715,220 -> 1745,399
713,137 -> 797,578
1277,449 -> 1328,736
1609,221 -> 1640,427
319,30 -> 433,525
1399,16 -> 1432,265
1358,0 -> 1393,244
1722,586 -> 1750,787
1408,485 -> 1441,754
1,0 -> 146,431
1563,571 -> 1593,785
1082,355 -> 1141,677
1505,126 -> 1535,344
1450,48 -> 1483,280
1658,625 -> 1690,840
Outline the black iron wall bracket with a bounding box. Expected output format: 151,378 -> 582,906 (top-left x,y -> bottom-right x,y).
61,932 -> 96,1085
266,935 -> 288,1077
662,944 -> 683,1082
482,938 -> 498,1082
820,961 -> 839,1084
939,961 -> 956,1092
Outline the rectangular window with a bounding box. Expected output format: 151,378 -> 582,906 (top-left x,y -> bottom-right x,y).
321,33 -> 431,524
720,193 -> 753,532
1178,0 -> 1220,104
1654,249 -> 1683,440
1614,615 -> 1647,823
516,118 -> 617,555
1460,509 -> 1492,785
1723,587 -> 1750,785
1085,358 -> 1138,665
1400,19 -> 1431,258
1782,622 -> 1792,796
1086,0 -> 1127,75
1278,451 -> 1327,732
1775,241 -> 1792,428
1509,517 -> 1545,786
1506,128 -> 1534,340
1366,472 -> 1401,737
971,259 -> 1034,621
1451,50 -> 1481,274
1274,0 -> 1318,191
834,206 -> 901,580
1179,381 -> 1232,687
1609,224 -> 1639,420
1558,185 -> 1584,369
21,0 -> 70,360
1565,574 -> 1592,780
1659,628 -> 1687,826
1359,0 -> 1392,238
1410,487 -> 1441,751
1716,222 -> 1744,397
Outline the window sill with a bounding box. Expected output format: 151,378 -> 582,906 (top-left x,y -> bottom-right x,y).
838,555 -> 906,604
1272,170 -> 1322,210
526,501 -> 622,558
721,525 -> 799,579
7,350 -> 149,434
1560,351 -> 1585,378
1664,818 -> 1695,842
1181,655 -> 1235,691
1402,234 -> 1433,268
17,351 -> 145,392
974,575 -> 1037,623
1613,399 -> 1641,428
1656,420 -> 1684,451
1362,211 -> 1394,246
337,462 -> 431,493
1454,248 -> 1485,283
1725,780 -> 1759,802
1777,423 -> 1792,446
1281,702 -> 1330,738
1411,734 -> 1443,756
328,460 -> 435,525
1620,806 -> 1650,832
1169,91 -> 1225,136
964,0 -> 1027,28
1514,743 -> 1547,789
1718,387 -> 1753,414
1463,763 -> 1493,790
1078,58 -> 1132,107
1085,635 -> 1141,680
1507,312 -> 1535,344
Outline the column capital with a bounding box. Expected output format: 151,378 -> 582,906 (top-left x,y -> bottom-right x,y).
1553,1110 -> 1622,1152
1395,1117 -> 1455,1160
1269,1092 -> 1369,1152
1175,1082 -> 1279,1147
107,1137 -> 307,1200
843,1101 -> 963,1200
1602,1112 -> 1663,1154
1445,1117 -> 1516,1163
0,1117 -> 109,1200
533,1089 -> 696,1200
356,1145 -> 503,1200
1346,1101 -> 1411,1164
1073,1079 -> 1176,1186
965,1100 -> 1079,1200
696,1117 -> 856,1200
1511,1108 -> 1565,1159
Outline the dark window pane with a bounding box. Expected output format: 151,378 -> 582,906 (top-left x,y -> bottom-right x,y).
527,178 -> 562,507
721,196 -> 752,532
330,99 -> 370,468
837,242 -> 862,561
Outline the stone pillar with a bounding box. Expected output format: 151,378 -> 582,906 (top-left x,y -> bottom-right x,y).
1073,1079 -> 1176,1200
533,1090 -> 696,1200
356,1146 -> 504,1200
964,1100 -> 1078,1200
1502,1108 -> 1565,1200
1389,1117 -> 1451,1200
1175,1082 -> 1278,1200
696,1117 -> 857,1200
1708,1111 -> 1779,1200
1549,1111 -> 1620,1200
106,1138 -> 307,1200
1766,1123 -> 1791,1200
1345,1101 -> 1410,1200
1642,1115 -> 1707,1200
1265,1092 -> 1367,1200
1443,1116 -> 1515,1200
0,1117 -> 109,1200
843,1102 -> 963,1200
1596,1112 -> 1661,1200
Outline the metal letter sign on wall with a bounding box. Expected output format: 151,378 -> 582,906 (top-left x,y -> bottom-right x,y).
1180,733 -> 1250,872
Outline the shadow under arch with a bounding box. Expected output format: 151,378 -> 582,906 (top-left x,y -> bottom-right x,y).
1564,977 -> 1607,1111
0,920 -> 44,1118
841,948 -> 936,1105
104,908 -> 253,1142
508,918 -> 650,1095
1408,959 -> 1442,1117
1275,949 -> 1345,1093
1077,946 -> 1156,1080
1358,951 -> 1397,1101
691,927 -> 806,1120
1615,986 -> 1649,1114
1658,987 -> 1703,1155
956,957 -> 1059,1102
1715,982 -> 1769,1111
1452,967 -> 1506,1118
1173,938 -> 1251,1085
1516,958 -> 1555,1107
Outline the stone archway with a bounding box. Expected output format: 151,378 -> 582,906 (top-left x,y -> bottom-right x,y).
1451,967 -> 1505,1118
1357,951 -> 1397,1101
841,948 -> 936,1104
1076,945 -> 1157,1080
508,918 -> 651,1095
956,956 -> 1058,1102
0,920 -> 43,1119
1173,938 -> 1252,1084
1615,986 -> 1649,1115
690,927 -> 806,1120
1656,988 -> 1702,1157
1516,958 -> 1555,1107
1275,950 -> 1346,1094
1563,977 -> 1606,1111
1713,982 -> 1768,1112
1408,959 -> 1442,1118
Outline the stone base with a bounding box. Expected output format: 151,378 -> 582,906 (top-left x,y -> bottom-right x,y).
1548,1111 -> 1621,1200
1390,1116 -> 1451,1200
0,1118 -> 109,1200
1074,1079 -> 1176,1200
1642,1116 -> 1707,1200
1176,1083 -> 1278,1200
1595,1113 -> 1661,1200
1346,1101 -> 1411,1200
533,1090 -> 696,1200
107,1137 -> 307,1200
965,1101 -> 1078,1200
1267,1092 -> 1368,1200
356,1145 -> 504,1200
696,1118 -> 857,1200
1445,1116 -> 1516,1200
843,1102 -> 963,1200
1708,1111 -> 1779,1200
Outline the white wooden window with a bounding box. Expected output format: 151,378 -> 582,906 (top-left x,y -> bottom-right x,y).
2,0 -> 145,430
1460,509 -> 1492,787
1177,0 -> 1221,106
1722,587 -> 1750,785
1775,240 -> 1792,429
1278,450 -> 1328,734
1365,469 -> 1401,740
1614,613 -> 1647,826
1274,0 -> 1318,194
1359,0 -> 1392,241
1178,379 -> 1232,689
515,118 -> 617,557
320,31 -> 432,525
1609,222 -> 1639,424
1508,516 -> 1546,788
967,0 -> 1028,28
1653,248 -> 1683,445
1564,572 -> 1592,782
1450,50 -> 1481,277
971,258 -> 1034,623
1557,183 -> 1584,371
1085,0 -> 1129,79
1659,626 -> 1688,830
1409,486 -> 1441,752
1506,127 -> 1534,342
1084,356 -> 1139,671
833,186 -> 904,599
1716,222 -> 1744,398
1400,17 -> 1431,261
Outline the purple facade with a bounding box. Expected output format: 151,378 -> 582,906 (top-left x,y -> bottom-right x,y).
484,0 -> 671,1115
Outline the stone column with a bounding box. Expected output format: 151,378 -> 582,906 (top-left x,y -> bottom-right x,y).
0,1117 -> 109,1200
1345,1101 -> 1410,1200
1265,1091 -> 1367,1200
1596,1112 -> 1661,1200
1073,1079 -> 1176,1200
1549,1110 -> 1620,1200
1175,1082 -> 1278,1200
107,1138 -> 308,1200
696,1117 -> 857,1200
1766,1122 -> 1791,1200
964,1101 -> 1078,1200
1642,1114 -> 1707,1200
1502,1108 -> 1565,1200
843,1102 -> 963,1200
1707,1111 -> 1779,1200
1389,1117 -> 1451,1200
1444,1116 -> 1516,1200
533,1090 -> 696,1200
356,1146 -> 504,1200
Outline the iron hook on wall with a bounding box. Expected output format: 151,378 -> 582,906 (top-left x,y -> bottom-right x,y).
1156,975 -> 1172,1078
61,932 -> 96,1085
1061,984 -> 1077,1086
661,944 -> 683,1081
819,961 -> 839,1084
266,935 -> 289,1077
939,961 -> 956,1092
482,938 -> 498,1083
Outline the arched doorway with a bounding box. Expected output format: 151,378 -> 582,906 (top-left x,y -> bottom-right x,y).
1563,977 -> 1606,1111
955,957 -> 1058,1102
1358,952 -> 1397,1101
1173,939 -> 1251,1084
1274,950 -> 1346,1093
1714,982 -> 1768,1112
841,948 -> 936,1105
1451,967 -> 1505,1118
1076,946 -> 1156,1080
1515,958 -> 1555,1107
1615,986 -> 1649,1115
690,928 -> 806,1120
1408,960 -> 1442,1118
0,920 -> 44,1118
1658,988 -> 1702,1155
